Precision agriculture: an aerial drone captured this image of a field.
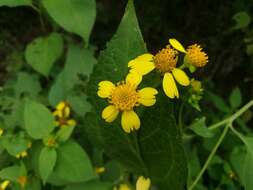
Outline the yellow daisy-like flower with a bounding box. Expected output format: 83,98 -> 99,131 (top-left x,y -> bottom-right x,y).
169,38 -> 208,67
136,176 -> 151,190
97,72 -> 158,133
0,180 -> 10,190
53,101 -> 76,128
128,46 -> 190,99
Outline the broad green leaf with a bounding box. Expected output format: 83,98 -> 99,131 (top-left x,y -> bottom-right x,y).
15,72 -> 41,97
42,0 -> 96,43
39,147 -> 57,184
63,180 -> 113,190
187,148 -> 202,187
24,100 -> 55,139
0,165 -> 25,181
49,45 -> 95,106
232,12 -> 251,30
0,0 -> 32,7
67,94 -> 91,117
207,91 -> 231,113
229,87 -> 242,109
53,140 -> 96,183
86,1 -> 187,189
189,117 -> 214,138
242,152 -> 253,190
56,126 -> 75,142
25,33 -> 63,76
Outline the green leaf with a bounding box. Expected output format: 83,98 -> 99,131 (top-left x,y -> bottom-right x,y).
24,100 -> 55,139
86,1 -> 187,189
242,152 -> 253,190
0,0 -> 32,7
53,140 -> 96,183
63,180 -> 113,190
189,117 -> 214,138
49,45 -> 96,106
67,94 -> 91,117
42,0 -> 96,43
39,147 -> 57,184
0,165 -> 25,181
25,33 -> 63,76
229,87 -> 242,109
56,126 -> 75,142
232,12 -> 251,30
207,91 -> 231,113
15,72 -> 41,97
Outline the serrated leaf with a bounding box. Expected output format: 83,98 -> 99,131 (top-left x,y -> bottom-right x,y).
189,117 -> 214,138
229,87 -> 242,109
0,0 -> 32,7
39,147 -> 57,184
42,0 -> 96,43
25,33 -> 63,76
53,140 -> 96,183
24,100 -> 55,139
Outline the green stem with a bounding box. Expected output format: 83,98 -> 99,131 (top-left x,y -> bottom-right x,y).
188,124 -> 230,190
178,102 -> 185,134
189,99 -> 253,190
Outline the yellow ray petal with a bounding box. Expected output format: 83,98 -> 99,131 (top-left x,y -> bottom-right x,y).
169,38 -> 186,53
136,176 -> 151,190
56,101 -> 66,110
163,73 -> 179,99
172,68 -> 190,86
98,81 -> 115,98
121,110 -> 140,133
63,106 -> 70,118
0,180 -> 10,190
67,119 -> 76,126
118,184 -> 131,190
128,54 -> 155,76
138,87 -> 158,106
126,72 -> 142,87
102,105 -> 119,122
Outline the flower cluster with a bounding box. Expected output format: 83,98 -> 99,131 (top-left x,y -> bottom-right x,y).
114,176 -> 151,190
98,38 -> 208,133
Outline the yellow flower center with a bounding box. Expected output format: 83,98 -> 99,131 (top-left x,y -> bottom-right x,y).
154,46 -> 178,73
18,176 -> 27,188
110,82 -> 139,111
185,44 -> 208,67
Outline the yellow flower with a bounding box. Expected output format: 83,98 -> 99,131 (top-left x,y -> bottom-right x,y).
190,79 -> 203,93
117,184 -> 131,190
136,176 -> 151,190
53,101 -> 76,128
128,46 -> 190,99
169,39 -> 208,67
97,72 -> 158,133
0,180 -> 10,190
95,167 -> 105,174
0,128 -> 3,137
16,151 -> 28,159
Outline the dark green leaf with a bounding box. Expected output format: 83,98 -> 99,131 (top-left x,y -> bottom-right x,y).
53,140 -> 96,183
63,180 -> 112,190
42,0 -> 96,43
24,100 -> 55,139
39,147 -> 57,184
207,92 -> 231,113
232,12 -> 251,30
189,117 -> 214,138
25,33 -> 63,76
0,0 -> 32,7
229,87 -> 242,109
242,152 -> 253,190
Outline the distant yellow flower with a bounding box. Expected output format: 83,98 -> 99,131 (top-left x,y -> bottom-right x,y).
169,39 -> 208,67
136,176 -> 151,190
0,128 -> 3,137
98,72 -> 158,133
117,184 -> 131,190
53,101 -> 76,128
18,176 -> 27,188
0,180 -> 10,190
95,167 -> 105,174
16,151 -> 28,159
128,46 -> 190,99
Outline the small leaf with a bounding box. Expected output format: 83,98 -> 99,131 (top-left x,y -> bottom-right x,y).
53,140 -> 96,183
39,147 -> 57,184
229,87 -> 242,109
25,33 -> 63,76
24,100 -> 55,139
207,92 -> 231,113
42,0 -> 96,43
0,165 -> 25,181
189,117 -> 214,138
232,12 -> 251,30
0,0 -> 32,7
56,126 -> 75,142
